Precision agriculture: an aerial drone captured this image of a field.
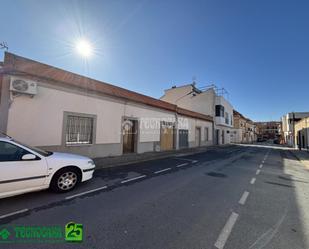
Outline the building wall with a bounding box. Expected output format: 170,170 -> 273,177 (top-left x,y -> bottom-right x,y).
161,85 -> 234,145
0,75 -> 10,133
255,121 -> 281,140
281,112 -> 309,146
5,78 -> 213,158
161,86 -> 215,117
215,96 -> 233,128
230,128 -> 242,143
294,117 -> 309,150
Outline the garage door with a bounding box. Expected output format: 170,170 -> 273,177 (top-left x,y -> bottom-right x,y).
179,129 -> 189,149
160,122 -> 174,151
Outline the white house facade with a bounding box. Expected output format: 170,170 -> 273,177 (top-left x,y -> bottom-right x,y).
0,53 -> 213,158
160,84 -> 234,145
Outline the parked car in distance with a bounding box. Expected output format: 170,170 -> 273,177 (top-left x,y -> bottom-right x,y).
0,136 -> 95,199
273,139 -> 280,144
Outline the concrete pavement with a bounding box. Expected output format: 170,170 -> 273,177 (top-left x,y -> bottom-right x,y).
1,144 -> 309,249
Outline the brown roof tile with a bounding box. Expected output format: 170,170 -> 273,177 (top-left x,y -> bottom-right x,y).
2,52 -> 213,122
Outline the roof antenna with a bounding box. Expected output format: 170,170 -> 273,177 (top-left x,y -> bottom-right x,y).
0,42 -> 8,51
192,76 -> 196,86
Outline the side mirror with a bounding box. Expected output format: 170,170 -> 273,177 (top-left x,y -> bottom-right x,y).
22,154 -> 36,160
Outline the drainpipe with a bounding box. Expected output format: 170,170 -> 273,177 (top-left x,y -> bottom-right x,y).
175,111 -> 179,150
292,112 -> 295,148
306,118 -> 309,152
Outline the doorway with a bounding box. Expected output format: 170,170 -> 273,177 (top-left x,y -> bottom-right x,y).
122,119 -> 138,154
179,129 -> 189,149
160,122 -> 174,151
215,129 -> 220,145
222,130 -> 225,144
195,127 -> 201,147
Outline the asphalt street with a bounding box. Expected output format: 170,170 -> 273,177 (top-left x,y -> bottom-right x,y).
1,144 -> 309,249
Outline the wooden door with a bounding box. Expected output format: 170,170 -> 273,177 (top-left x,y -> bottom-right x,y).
160,123 -> 174,151
123,119 -> 137,154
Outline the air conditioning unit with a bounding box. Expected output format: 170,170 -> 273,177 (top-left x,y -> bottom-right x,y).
10,78 -> 38,95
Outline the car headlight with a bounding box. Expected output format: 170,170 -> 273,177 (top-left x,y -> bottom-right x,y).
88,160 -> 95,166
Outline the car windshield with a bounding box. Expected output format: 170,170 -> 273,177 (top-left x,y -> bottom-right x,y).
13,140 -> 53,157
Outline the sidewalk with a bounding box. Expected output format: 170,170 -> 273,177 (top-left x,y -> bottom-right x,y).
93,144 -> 233,169
289,149 -> 309,169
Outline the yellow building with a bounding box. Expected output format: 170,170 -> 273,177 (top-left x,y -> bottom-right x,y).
294,117 -> 309,150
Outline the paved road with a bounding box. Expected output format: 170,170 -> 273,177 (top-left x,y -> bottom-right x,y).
1,144 -> 309,249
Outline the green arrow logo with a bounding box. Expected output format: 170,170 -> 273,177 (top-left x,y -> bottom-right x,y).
0,228 -> 10,240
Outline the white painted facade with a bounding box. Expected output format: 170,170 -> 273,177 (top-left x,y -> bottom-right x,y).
4,77 -> 213,158
161,84 -> 234,145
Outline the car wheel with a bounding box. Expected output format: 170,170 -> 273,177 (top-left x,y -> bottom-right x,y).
50,167 -> 81,193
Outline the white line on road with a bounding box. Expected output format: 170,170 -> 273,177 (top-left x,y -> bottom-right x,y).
262,160 -> 265,164
65,186 -> 108,200
154,168 -> 171,174
239,191 -> 250,205
176,163 -> 189,168
250,177 -> 256,184
214,212 -> 239,249
256,169 -> 261,175
176,158 -> 198,163
121,175 -> 146,184
0,208 -> 29,220
259,164 -> 263,168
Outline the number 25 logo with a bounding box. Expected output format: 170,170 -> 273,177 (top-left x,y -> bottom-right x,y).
65,222 -> 83,242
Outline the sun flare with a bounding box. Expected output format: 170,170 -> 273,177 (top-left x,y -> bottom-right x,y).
75,39 -> 93,58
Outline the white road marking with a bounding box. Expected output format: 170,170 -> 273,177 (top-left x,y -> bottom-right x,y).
65,186 -> 108,200
239,191 -> 250,205
250,177 -> 256,184
176,158 -> 198,163
0,208 -> 29,220
259,164 -> 263,169
256,169 -> 261,175
121,175 -> 146,184
176,163 -> 189,168
262,160 -> 265,164
154,168 -> 171,174
214,212 -> 239,249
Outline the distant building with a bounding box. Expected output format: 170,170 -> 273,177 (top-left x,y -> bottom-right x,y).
160,84 -> 233,145
281,112 -> 309,147
232,110 -> 257,143
255,121 -> 281,141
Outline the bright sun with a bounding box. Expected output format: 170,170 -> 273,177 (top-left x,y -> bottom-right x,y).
75,39 -> 93,58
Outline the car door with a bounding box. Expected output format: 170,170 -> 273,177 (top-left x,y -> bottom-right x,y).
0,141 -> 48,195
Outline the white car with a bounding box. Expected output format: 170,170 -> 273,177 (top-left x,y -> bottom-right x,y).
0,136 -> 95,199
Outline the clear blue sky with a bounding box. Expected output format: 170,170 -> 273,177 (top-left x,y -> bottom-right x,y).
1,0 -> 308,121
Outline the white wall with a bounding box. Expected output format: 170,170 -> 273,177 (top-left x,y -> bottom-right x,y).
161,86 -> 215,117
215,96 -> 233,128
7,83 -> 176,146
181,116 -> 213,146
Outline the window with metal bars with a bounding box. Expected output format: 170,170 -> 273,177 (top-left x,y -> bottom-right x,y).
66,115 -> 94,145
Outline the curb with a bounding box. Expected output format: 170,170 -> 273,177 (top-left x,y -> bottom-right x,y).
93,144 -> 235,170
